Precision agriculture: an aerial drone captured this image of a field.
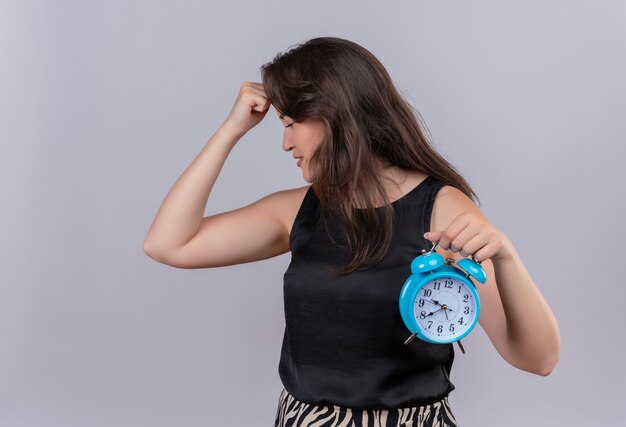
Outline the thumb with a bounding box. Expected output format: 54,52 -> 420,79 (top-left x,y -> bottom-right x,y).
252,98 -> 271,113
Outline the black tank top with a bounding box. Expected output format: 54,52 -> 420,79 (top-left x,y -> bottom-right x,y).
278,175 -> 455,410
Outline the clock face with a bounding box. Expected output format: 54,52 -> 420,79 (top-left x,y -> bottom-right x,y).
413,275 -> 477,342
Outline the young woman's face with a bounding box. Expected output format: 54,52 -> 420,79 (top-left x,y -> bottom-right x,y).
278,111 -> 325,183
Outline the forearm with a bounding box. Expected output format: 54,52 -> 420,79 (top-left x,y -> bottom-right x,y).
493,239 -> 561,375
143,125 -> 242,257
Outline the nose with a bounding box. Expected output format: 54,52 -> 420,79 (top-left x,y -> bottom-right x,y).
282,130 -> 293,153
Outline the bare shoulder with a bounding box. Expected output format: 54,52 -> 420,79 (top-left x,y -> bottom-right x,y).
271,184 -> 311,239
430,184 -> 487,256
430,184 -> 486,229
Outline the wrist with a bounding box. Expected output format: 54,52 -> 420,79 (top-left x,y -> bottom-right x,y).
218,121 -> 246,140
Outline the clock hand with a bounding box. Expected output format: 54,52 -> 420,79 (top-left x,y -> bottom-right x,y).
425,307 -> 446,317
428,300 -> 454,314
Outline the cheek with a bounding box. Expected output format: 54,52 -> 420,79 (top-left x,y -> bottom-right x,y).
306,135 -> 323,154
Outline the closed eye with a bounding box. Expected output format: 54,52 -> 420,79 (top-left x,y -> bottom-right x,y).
285,123 -> 294,128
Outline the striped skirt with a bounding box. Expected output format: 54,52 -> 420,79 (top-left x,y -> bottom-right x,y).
273,388 -> 459,427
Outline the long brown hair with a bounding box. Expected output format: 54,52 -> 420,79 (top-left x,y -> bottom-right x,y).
260,36 -> 480,275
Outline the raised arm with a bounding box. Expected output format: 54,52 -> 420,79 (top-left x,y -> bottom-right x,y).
143,81 -> 289,268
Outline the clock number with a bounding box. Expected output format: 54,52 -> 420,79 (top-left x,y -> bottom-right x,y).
424,289 -> 432,297
420,310 -> 427,319
418,299 -> 425,308
445,280 -> 453,289
427,321 -> 433,329
449,324 -> 455,332
434,282 -> 441,290
458,317 -> 465,325
437,325 -> 443,333
457,285 -> 462,293
464,306 -> 470,315
463,294 -> 469,303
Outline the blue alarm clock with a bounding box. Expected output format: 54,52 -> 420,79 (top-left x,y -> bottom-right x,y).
399,241 -> 487,354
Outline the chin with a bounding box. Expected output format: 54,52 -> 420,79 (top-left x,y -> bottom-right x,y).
302,168 -> 316,183
301,164 -> 316,183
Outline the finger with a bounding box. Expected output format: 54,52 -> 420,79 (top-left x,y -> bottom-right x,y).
241,80 -> 264,89
450,224 -> 481,253
240,86 -> 269,102
244,85 -> 268,97
246,81 -> 264,89
423,230 -> 447,246
472,241 -> 496,263
241,82 -> 268,99
433,215 -> 472,251
462,233 -> 491,261
242,92 -> 271,112
252,99 -> 271,112
423,230 -> 442,242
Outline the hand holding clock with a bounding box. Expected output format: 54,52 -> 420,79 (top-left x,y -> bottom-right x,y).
407,193 -> 560,371
423,211 -> 513,263
399,211 -> 491,350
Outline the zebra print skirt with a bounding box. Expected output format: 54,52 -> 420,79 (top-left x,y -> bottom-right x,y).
273,388 -> 459,427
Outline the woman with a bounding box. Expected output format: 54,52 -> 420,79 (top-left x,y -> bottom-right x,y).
143,37 -> 560,427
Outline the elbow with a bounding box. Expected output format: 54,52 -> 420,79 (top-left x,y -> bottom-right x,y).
537,352 -> 560,377
143,240 -> 170,264
523,348 -> 560,377
515,357 -> 558,377
143,241 -> 192,269
513,327 -> 561,377
143,240 -> 159,260
538,332 -> 562,376
509,341 -> 560,377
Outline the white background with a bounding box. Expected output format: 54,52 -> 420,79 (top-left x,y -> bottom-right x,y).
1,1 -> 624,425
